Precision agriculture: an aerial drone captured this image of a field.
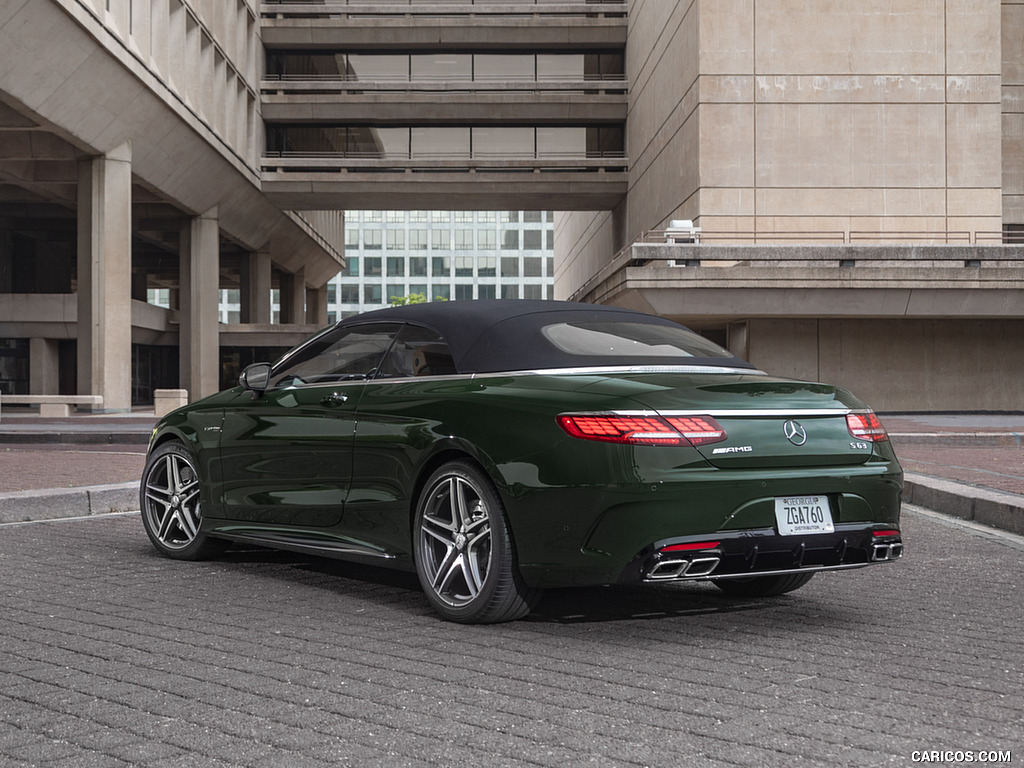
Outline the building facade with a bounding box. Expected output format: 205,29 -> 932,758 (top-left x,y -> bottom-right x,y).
1,1 -> 1022,411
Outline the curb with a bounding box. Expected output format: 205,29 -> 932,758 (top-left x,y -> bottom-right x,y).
0,432 -> 151,445
889,432 -> 1023,447
0,482 -> 138,524
903,472 -> 1024,537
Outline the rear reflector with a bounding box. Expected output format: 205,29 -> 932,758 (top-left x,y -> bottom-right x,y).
557,414 -> 727,447
660,541 -> 721,552
846,412 -> 889,442
872,528 -> 901,538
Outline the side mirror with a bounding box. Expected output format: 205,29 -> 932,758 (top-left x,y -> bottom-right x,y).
240,362 -> 272,392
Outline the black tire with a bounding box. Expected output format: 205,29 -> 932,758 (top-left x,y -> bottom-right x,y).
140,441 -> 228,561
414,460 -> 540,623
712,572 -> 815,598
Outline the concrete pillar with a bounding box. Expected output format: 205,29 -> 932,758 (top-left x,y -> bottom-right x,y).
77,143 -> 132,412
279,266 -> 306,324
29,338 -> 60,395
179,208 -> 220,401
306,285 -> 328,326
239,249 -> 271,324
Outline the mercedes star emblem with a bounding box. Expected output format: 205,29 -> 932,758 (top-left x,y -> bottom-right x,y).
783,419 -> 808,446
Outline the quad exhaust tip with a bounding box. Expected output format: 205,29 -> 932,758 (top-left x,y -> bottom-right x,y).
647,556 -> 721,580
871,542 -> 904,561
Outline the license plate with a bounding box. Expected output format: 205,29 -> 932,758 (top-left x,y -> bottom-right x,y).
775,496 -> 834,536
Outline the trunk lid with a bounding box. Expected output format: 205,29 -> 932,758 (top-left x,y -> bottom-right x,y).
593,373 -> 875,469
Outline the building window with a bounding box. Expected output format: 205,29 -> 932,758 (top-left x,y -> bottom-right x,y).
500,257 -> 520,277
409,284 -> 428,297
524,211 -> 543,223
454,230 -> 473,250
501,230 -> 519,250
433,284 -> 451,300
327,284 -> 337,304
478,229 -> 496,250
387,257 -> 406,277
387,284 -> 405,302
431,210 -> 450,224
410,210 -> 428,222
432,229 -> 450,250
364,257 -> 382,277
454,256 -> 474,277
524,230 -> 542,250
478,256 -> 496,277
364,284 -> 382,304
523,284 -> 543,300
343,257 -> 360,277
455,284 -> 474,301
341,284 -> 359,303
432,256 -> 450,276
386,229 -> 405,250
409,256 -> 428,277
409,229 -> 428,250
345,227 -> 358,248
524,257 -> 542,277
364,229 -> 382,250
501,284 -> 519,299
478,284 -> 496,300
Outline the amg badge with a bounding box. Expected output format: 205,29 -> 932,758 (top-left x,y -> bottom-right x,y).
711,446 -> 753,454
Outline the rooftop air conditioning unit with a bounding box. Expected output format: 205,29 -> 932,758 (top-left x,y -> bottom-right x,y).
664,220 -> 701,266
664,219 -> 701,244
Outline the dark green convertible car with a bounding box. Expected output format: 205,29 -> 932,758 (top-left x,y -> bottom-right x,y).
141,300 -> 903,623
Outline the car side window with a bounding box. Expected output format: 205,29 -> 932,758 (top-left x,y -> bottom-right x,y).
268,323 -> 401,388
376,325 -> 457,378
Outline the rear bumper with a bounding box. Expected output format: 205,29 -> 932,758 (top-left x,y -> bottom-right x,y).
618,524 -> 903,584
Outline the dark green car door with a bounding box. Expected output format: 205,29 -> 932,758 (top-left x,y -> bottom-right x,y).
213,323 -> 402,527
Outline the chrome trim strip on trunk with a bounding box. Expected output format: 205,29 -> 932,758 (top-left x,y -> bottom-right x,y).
609,408 -> 855,417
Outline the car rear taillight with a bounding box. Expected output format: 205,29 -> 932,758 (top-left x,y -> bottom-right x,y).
557,414 -> 727,447
846,412 -> 889,442
663,416 -> 727,446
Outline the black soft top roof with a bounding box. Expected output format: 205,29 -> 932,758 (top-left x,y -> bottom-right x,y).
336,300 -> 754,374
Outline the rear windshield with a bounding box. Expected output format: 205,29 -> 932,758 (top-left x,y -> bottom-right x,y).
541,321 -> 732,359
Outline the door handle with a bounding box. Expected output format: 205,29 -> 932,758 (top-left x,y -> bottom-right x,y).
320,392 -> 348,407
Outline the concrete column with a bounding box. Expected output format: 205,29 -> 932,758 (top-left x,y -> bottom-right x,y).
77,143 -> 132,412
29,338 -> 60,395
279,266 -> 305,324
306,285 -> 328,326
179,208 -> 220,401
239,249 -> 271,324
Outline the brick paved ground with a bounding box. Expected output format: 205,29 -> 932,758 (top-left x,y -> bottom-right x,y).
1,507 -> 1021,767
0,446 -> 145,493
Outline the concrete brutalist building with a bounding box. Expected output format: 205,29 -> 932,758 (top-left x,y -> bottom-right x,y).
0,0 -> 1021,412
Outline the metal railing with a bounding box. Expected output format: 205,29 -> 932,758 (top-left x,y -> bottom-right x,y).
262,1 -> 628,19
567,230 -> 1024,302
631,229 -> 1024,247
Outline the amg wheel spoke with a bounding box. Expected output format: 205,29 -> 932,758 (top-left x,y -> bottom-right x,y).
433,548 -> 462,593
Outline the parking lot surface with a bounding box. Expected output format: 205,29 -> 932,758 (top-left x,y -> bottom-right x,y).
1,506 -> 1021,767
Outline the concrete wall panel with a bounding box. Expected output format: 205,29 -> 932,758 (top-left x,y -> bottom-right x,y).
754,1 -> 945,76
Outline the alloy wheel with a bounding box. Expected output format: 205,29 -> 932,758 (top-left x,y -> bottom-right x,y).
143,450 -> 203,550
418,474 -> 493,607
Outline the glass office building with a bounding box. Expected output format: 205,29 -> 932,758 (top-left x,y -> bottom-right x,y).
216,210 -> 556,324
